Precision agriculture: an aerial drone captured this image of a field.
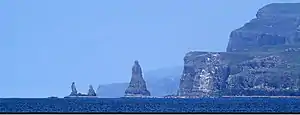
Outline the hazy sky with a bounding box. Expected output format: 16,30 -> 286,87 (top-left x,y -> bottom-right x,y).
1,0 -> 300,97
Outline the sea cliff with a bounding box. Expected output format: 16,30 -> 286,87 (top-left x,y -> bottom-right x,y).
178,3 -> 300,97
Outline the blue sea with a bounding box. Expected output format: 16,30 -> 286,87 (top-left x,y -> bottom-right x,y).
0,97 -> 300,113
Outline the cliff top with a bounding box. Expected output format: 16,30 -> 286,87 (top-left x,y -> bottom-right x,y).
257,3 -> 300,18
227,3 -> 300,52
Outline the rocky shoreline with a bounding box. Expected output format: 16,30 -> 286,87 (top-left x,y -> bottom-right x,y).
67,3 -> 300,98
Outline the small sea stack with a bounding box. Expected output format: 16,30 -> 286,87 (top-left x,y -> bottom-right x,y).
87,85 -> 97,96
65,82 -> 98,98
124,60 -> 151,97
69,82 -> 78,96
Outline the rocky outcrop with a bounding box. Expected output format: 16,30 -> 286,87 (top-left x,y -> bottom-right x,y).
179,51 -> 300,97
87,85 -> 96,96
178,52 -> 230,97
66,82 -> 97,97
227,3 -> 300,52
225,52 -> 300,96
96,66 -> 182,98
178,3 -> 300,97
124,60 -> 151,97
69,82 -> 78,96
178,52 -> 255,97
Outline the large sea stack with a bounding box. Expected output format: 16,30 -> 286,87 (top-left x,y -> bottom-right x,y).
178,3 -> 300,97
124,60 -> 151,97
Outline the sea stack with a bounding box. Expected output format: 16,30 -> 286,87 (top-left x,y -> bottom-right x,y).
87,85 -> 97,96
66,82 -> 98,98
69,82 -> 78,96
124,60 -> 151,97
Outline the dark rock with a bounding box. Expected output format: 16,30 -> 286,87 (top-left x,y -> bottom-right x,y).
76,93 -> 88,96
69,82 -> 78,96
67,82 -> 97,97
48,96 -> 58,98
87,85 -> 97,96
124,60 -> 151,97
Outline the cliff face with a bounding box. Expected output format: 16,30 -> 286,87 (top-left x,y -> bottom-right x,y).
124,60 -> 151,97
227,3 -> 300,52
178,3 -> 300,97
225,51 -> 300,96
178,52 -> 230,97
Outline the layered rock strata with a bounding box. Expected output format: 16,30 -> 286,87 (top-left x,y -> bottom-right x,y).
227,3 -> 300,52
178,3 -> 300,97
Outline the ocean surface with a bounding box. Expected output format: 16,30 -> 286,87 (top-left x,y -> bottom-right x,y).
0,97 -> 300,113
